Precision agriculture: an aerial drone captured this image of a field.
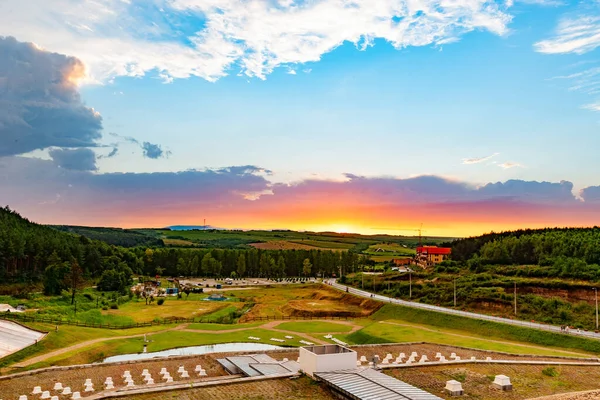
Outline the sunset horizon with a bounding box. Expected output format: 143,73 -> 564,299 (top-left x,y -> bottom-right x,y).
2,0 -> 600,237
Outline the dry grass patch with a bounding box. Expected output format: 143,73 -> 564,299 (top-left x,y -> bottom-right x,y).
239,285 -> 381,321
103,300 -> 229,322
129,375 -> 334,400
387,363 -> 600,400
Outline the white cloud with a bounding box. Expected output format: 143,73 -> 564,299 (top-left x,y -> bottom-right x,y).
499,161 -> 522,169
0,0 -> 513,84
535,14 -> 600,54
583,102 -> 600,112
462,152 -> 499,164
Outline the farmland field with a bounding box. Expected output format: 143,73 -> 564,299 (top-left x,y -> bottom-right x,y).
148,228 -> 451,249
249,240 -> 329,250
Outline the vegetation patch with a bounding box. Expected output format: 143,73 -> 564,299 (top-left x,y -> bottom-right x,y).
275,321 -> 353,333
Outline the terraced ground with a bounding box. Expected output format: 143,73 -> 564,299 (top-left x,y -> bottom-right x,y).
3,344 -> 600,400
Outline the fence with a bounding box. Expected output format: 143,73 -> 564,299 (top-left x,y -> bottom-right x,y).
0,312 -> 348,330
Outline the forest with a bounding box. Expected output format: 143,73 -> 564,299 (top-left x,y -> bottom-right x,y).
344,227 -> 600,329
51,225 -> 164,247
0,208 -> 368,294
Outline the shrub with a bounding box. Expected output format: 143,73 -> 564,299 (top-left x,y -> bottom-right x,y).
110,303 -> 119,310
542,367 -> 559,377
157,298 -> 165,305
83,293 -> 94,301
102,306 -> 108,310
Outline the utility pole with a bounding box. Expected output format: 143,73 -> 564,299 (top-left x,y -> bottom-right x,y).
453,278 -> 457,307
514,282 -> 517,316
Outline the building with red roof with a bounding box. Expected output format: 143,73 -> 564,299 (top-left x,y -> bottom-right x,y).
416,246 -> 451,266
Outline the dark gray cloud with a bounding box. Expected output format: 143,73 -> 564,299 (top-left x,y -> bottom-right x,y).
478,179 -> 576,203
581,186 -> 600,203
218,165 -> 273,175
109,133 -> 168,159
0,36 -> 102,156
106,147 -> 118,158
49,147 -> 97,171
142,142 -> 164,159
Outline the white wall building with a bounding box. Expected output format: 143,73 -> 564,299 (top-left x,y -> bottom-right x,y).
298,344 -> 357,377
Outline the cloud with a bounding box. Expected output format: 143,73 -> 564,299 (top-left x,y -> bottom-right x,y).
498,161 -> 522,169
1,156 -> 599,233
581,186 -> 600,203
0,0 -> 513,83
583,102 -> 600,112
142,142 -> 165,159
535,13 -> 600,55
0,36 -> 102,156
462,153 -> 499,164
106,147 -> 119,158
49,147 -> 97,171
477,179 -> 574,203
108,133 -> 168,160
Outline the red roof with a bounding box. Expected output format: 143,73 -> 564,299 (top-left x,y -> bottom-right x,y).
417,246 -> 451,255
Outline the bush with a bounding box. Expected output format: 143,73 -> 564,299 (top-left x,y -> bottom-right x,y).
110,303 -> 119,310
542,367 -> 559,377
83,293 -> 94,301
102,306 -> 108,310
157,298 -> 165,305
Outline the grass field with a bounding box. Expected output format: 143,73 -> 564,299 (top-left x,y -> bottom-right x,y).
152,229 -> 451,249
365,243 -> 416,256
7,283 -> 600,375
275,321 -> 353,333
103,299 -> 232,322
249,240 -> 335,250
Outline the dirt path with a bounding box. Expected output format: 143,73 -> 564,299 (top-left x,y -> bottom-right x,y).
380,321 -> 592,357
14,326 -> 185,368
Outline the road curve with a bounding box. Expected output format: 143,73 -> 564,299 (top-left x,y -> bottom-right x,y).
326,279 -> 600,341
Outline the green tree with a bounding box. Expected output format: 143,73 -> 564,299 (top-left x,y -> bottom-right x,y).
302,258 -> 312,277
66,258 -> 84,305
276,255 -> 286,278
236,253 -> 246,277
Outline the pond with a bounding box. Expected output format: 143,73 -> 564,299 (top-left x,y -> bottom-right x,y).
102,342 -> 284,363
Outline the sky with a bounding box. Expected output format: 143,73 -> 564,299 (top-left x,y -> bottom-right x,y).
1,0 -> 600,237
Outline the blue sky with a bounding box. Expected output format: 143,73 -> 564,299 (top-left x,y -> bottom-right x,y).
71,0 -> 600,190
2,0 -> 600,233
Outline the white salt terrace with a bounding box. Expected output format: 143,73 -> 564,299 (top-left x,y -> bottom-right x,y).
0,320 -> 45,358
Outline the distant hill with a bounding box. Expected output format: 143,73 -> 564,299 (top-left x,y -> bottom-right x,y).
51,225 -> 164,248
167,225 -> 223,231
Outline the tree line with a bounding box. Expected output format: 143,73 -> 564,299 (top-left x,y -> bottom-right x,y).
0,207 -> 369,295
448,227 -> 600,266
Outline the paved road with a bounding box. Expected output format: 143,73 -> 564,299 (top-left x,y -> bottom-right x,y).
326,280 -> 600,341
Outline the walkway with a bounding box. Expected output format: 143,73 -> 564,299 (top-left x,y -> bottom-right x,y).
327,280 -> 600,341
